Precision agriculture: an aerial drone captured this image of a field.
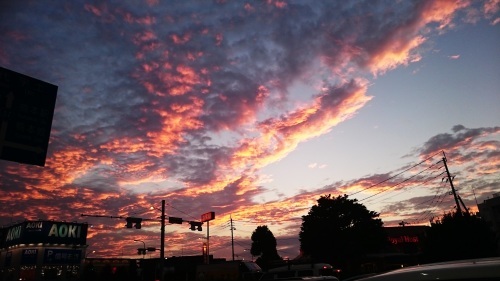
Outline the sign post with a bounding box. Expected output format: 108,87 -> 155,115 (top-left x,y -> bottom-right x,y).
201,212 -> 215,264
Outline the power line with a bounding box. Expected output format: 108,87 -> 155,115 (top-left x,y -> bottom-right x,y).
378,170 -> 446,204
360,159 -> 443,203
166,202 -> 198,221
348,150 -> 443,197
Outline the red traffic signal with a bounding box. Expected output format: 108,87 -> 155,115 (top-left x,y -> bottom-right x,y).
189,221 -> 202,231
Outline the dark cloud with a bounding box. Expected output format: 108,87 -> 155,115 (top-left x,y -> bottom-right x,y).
418,126 -> 500,157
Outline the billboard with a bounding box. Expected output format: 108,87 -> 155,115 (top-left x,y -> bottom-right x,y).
2,220 -> 88,248
201,212 -> 215,222
0,67 -> 58,166
44,249 -> 82,264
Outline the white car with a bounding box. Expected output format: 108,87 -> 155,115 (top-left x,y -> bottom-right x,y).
351,257 -> 500,281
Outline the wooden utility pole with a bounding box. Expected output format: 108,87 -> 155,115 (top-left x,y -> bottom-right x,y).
442,152 -> 463,215
230,216 -> 235,261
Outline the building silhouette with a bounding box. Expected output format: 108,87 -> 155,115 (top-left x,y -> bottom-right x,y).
478,193 -> 500,254
0,220 -> 88,281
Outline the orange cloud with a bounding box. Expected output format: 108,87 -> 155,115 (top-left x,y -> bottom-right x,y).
230,80 -> 371,172
368,36 -> 425,74
267,0 -> 287,9
182,81 -> 371,196
366,0 -> 469,74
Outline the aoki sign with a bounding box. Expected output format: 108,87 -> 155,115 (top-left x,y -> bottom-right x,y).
2,220 -> 88,247
5,225 -> 22,242
48,224 -> 83,238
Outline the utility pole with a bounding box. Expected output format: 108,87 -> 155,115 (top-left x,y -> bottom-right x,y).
398,221 -> 409,227
458,195 -> 469,215
160,199 -> 165,281
230,216 -> 235,261
442,151 -> 463,215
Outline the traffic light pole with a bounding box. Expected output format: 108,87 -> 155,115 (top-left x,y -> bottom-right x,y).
160,199 -> 165,281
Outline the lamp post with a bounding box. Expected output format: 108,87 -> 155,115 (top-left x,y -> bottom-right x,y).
244,249 -> 253,261
134,239 -> 146,259
85,250 -> 95,259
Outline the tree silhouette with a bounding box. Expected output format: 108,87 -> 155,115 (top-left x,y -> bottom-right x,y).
251,225 -> 282,270
423,211 -> 498,263
299,194 -> 387,273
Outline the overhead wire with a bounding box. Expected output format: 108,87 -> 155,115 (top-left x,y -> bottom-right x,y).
360,159 -> 443,203
166,202 -> 198,221
162,151 -> 459,252
348,150 -> 443,197
377,169 -> 446,204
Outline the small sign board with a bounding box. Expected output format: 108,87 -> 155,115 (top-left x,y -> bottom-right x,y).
0,67 -> 58,166
21,249 -> 38,265
44,249 -> 82,264
201,212 -> 215,222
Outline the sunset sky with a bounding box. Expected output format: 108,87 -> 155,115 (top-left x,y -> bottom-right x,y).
1,0 -> 499,261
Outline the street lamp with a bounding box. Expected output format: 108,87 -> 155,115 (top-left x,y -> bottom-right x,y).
134,239 -> 146,259
244,249 -> 253,261
85,250 -> 96,259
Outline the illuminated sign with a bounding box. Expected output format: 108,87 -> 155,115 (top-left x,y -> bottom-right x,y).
44,249 -> 81,264
201,212 -> 215,222
388,235 -> 419,244
21,249 -> 38,265
2,221 -> 88,247
48,224 -> 83,238
5,225 -> 22,242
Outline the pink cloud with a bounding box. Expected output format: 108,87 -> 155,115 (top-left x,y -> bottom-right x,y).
364,1 -> 469,75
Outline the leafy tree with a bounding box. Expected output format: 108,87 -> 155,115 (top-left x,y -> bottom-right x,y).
299,194 -> 387,273
251,225 -> 282,270
423,211 -> 498,263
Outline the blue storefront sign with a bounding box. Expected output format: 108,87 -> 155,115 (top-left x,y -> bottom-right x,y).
44,249 -> 82,264
21,249 -> 38,265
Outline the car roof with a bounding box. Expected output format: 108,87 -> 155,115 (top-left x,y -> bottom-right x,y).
355,257 -> 500,281
269,263 -> 333,272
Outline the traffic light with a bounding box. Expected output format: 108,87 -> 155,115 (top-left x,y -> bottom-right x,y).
137,248 -> 146,255
189,221 -> 202,231
168,217 -> 183,224
126,217 -> 142,229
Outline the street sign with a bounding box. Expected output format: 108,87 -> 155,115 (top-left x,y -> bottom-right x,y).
0,67 -> 58,166
201,211 -> 215,222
